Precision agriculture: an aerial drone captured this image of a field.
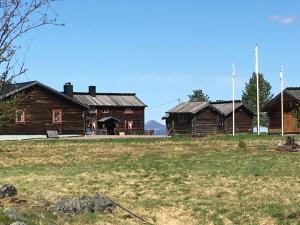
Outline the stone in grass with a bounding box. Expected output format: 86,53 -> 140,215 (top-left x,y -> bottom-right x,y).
0,184 -> 17,199
55,193 -> 116,215
4,208 -> 26,222
10,222 -> 26,225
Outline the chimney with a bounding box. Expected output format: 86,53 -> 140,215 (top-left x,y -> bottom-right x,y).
64,82 -> 73,97
89,85 -> 96,97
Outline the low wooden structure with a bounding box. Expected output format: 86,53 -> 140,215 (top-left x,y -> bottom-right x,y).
163,101 -> 254,136
263,87 -> 300,134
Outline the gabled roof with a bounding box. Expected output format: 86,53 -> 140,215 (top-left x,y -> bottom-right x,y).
0,81 -> 89,109
263,87 -> 300,111
165,100 -> 255,117
73,93 -> 147,108
166,102 -> 209,114
285,87 -> 300,101
211,101 -> 255,116
98,116 -> 120,122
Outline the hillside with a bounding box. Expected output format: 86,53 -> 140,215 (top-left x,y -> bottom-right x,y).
145,120 -> 166,135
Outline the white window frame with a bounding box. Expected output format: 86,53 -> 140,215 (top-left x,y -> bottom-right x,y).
15,109 -> 25,124
125,108 -> 133,114
52,109 -> 62,124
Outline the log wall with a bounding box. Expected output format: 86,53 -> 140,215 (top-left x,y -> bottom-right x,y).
1,86 -> 86,135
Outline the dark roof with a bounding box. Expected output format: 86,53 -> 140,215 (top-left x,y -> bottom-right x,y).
0,81 -> 36,97
211,101 -> 243,116
166,102 -> 209,114
0,81 -> 89,109
263,87 -> 300,111
285,87 -> 300,101
73,93 -> 147,107
165,100 -> 255,117
98,116 -> 120,122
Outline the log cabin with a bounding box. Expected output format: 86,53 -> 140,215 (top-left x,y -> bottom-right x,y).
0,81 -> 147,135
263,87 -> 300,134
163,101 -> 255,136
63,83 -> 147,135
0,81 -> 88,135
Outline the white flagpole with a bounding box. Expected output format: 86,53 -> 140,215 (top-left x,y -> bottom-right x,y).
232,63 -> 235,136
255,45 -> 260,135
280,65 -> 284,136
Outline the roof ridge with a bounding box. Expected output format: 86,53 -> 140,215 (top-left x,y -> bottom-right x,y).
286,87 -> 300,90
211,100 -> 241,104
73,92 -> 136,96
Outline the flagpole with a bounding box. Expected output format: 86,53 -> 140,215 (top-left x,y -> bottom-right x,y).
280,65 -> 284,136
232,63 -> 235,136
255,45 -> 260,135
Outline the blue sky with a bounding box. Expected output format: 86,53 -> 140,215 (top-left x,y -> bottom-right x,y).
16,0 -> 300,122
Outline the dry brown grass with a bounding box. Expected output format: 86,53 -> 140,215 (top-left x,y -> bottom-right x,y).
0,135 -> 300,225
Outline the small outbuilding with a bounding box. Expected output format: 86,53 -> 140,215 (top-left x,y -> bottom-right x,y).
263,87 -> 300,134
163,100 -> 255,136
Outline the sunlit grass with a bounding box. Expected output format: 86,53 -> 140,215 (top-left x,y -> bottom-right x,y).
0,135 -> 299,225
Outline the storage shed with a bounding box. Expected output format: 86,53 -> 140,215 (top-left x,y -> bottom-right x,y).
163,101 -> 254,136
263,87 -> 300,134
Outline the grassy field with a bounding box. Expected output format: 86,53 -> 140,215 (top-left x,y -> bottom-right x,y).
0,135 -> 300,225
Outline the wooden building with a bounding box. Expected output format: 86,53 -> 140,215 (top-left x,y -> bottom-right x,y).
63,83 -> 147,135
0,81 -> 147,135
163,101 -> 254,136
0,81 -> 88,135
263,87 -> 300,134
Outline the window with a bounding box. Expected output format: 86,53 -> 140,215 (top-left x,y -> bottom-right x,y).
128,121 -> 133,130
89,109 -> 97,114
125,108 -> 133,114
103,109 -> 109,114
125,120 -> 133,130
15,109 -> 25,124
52,109 -> 62,124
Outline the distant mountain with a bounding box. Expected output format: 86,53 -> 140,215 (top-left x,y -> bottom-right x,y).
145,120 -> 166,135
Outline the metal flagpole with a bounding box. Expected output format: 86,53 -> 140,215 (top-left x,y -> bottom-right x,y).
232,63 -> 235,136
255,45 -> 260,135
280,65 -> 284,136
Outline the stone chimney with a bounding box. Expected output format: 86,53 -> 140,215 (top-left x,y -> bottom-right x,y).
64,82 -> 73,97
89,86 -> 96,97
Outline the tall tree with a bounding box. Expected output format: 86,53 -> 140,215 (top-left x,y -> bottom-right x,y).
242,72 -> 273,127
188,89 -> 210,102
0,0 -> 62,131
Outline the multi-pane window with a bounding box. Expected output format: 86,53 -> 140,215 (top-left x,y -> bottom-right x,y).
15,109 -> 25,124
125,108 -> 133,114
124,120 -> 134,130
52,109 -> 62,124
103,109 -> 109,114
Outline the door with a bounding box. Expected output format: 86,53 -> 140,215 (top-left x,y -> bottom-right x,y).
284,113 -> 298,133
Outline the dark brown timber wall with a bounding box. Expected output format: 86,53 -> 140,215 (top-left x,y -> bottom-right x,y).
1,86 -> 85,135
266,93 -> 299,134
193,108 -> 220,135
92,106 -> 145,134
224,110 -> 253,133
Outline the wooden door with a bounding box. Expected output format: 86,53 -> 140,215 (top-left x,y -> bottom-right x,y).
284,113 -> 298,133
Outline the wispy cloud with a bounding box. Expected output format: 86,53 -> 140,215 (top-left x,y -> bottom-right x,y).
269,15 -> 296,25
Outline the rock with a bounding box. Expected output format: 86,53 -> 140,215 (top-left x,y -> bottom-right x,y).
0,184 -> 17,199
10,222 -> 26,225
54,193 -> 116,214
4,208 -> 26,221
